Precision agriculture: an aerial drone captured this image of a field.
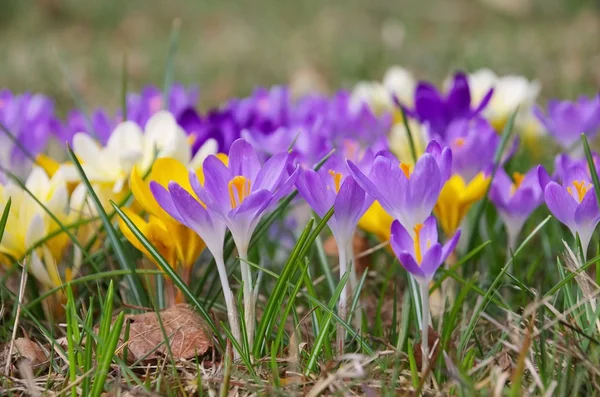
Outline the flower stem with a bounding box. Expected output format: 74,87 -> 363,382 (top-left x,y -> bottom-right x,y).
238,246 -> 255,355
420,280 -> 430,374
215,253 -> 241,359
337,241 -> 348,356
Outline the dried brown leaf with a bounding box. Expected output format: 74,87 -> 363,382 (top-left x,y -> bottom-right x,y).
123,304 -> 213,362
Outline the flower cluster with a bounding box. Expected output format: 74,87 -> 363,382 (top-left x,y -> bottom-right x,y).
1,66 -> 599,358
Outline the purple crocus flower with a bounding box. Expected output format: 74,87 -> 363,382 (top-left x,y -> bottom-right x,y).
189,138 -> 297,347
150,177 -> 242,350
347,143 -> 452,235
408,72 -> 493,141
296,154 -> 374,253
125,83 -> 199,128
177,107 -> 239,154
489,167 -> 543,249
390,216 -> 461,284
0,89 -> 59,179
553,152 -> 600,183
445,117 -> 499,182
390,215 -> 460,365
60,109 -> 115,146
534,94 -> 600,150
539,164 -> 600,258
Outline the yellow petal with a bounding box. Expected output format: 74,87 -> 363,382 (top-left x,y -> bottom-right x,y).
130,166 -> 164,218
119,207 -> 151,256
171,220 -> 206,268
359,201 -> 393,242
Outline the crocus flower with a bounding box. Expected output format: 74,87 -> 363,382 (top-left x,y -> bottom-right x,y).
553,152 -> 600,183
433,118 -> 500,237
467,69 -> 540,132
489,167 -> 543,250
408,72 -> 493,141
167,138 -> 298,349
534,94 -> 600,150
69,111 -> 216,194
150,155 -> 242,350
350,65 -> 416,117
59,109 -> 115,146
119,158 -> 206,285
390,215 -> 460,368
295,154 -> 373,352
539,165 -> 600,258
0,90 -> 59,180
348,142 -> 452,235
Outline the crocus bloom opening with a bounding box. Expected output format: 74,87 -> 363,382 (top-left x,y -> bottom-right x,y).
390,216 -> 461,284
150,155 -> 242,351
534,94 -> 600,150
409,72 -> 493,142
0,90 -> 59,181
467,69 -> 540,132
348,143 -> 451,235
539,165 -> 600,258
390,215 -> 461,368
434,172 -> 490,237
69,110 -> 216,194
186,138 -> 298,350
489,168 -> 543,250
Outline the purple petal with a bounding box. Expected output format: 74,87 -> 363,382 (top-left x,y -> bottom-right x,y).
538,165 -> 553,191
397,251 -> 425,279
574,190 -> 600,227
418,244 -> 443,278
333,177 -> 368,234
295,169 -> 333,217
471,87 -> 494,117
446,72 -> 471,119
390,220 -> 414,255
228,138 -> 262,180
407,154 -> 441,224
150,182 -> 184,223
254,151 -> 289,191
202,155 -> 233,214
441,229 -> 461,263
545,182 -> 577,230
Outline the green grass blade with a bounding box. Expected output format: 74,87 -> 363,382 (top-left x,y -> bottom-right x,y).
163,19 -> 181,109
0,197 -> 11,244
90,311 -> 125,397
581,134 -> 600,213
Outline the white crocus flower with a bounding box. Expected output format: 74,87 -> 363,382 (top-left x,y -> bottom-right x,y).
467,69 -> 541,131
69,110 -> 216,193
350,66 -> 416,116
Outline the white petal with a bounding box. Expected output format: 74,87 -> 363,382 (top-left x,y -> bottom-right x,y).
28,250 -> 54,288
189,138 -> 217,169
25,167 -> 51,199
25,213 -> 46,248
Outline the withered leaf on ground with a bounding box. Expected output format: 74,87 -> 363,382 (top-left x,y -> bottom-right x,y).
0,337 -> 48,372
123,304 -> 213,362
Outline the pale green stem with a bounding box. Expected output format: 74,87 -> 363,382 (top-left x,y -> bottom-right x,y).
420,280 -> 430,374
238,245 -> 255,354
336,240 -> 348,356
215,252 -> 241,360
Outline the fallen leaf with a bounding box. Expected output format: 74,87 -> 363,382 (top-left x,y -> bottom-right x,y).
123,304 -> 213,362
13,338 -> 48,367
413,326 -> 440,370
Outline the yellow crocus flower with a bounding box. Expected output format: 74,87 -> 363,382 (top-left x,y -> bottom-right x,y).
119,157 -> 221,280
358,200 -> 394,242
433,172 -> 490,237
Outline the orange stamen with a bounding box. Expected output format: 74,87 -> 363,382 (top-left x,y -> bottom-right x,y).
328,170 -> 343,193
228,176 -> 251,208
510,172 -> 525,196
413,223 -> 424,265
400,163 -> 412,179
568,180 -> 592,203
454,137 -> 466,147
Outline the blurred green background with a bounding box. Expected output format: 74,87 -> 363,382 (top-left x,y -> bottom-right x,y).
1,0 -> 599,113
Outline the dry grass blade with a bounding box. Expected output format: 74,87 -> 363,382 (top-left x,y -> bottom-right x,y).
4,258 -> 29,375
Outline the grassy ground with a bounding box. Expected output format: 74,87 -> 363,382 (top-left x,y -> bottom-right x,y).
1,0 -> 599,112
2,0 -> 600,396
